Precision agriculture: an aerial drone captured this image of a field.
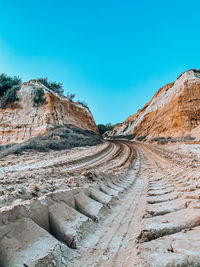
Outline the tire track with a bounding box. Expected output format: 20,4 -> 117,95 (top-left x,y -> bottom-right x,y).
135,142 -> 200,266
71,148 -> 147,267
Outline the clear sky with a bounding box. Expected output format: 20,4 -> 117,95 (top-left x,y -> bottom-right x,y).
0,0 -> 200,124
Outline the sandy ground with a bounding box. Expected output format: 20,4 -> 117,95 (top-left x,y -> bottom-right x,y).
0,140 -> 133,208
161,142 -> 200,160
1,140 -> 200,266
66,141 -> 200,266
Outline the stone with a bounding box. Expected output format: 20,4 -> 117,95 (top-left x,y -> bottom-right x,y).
0,217 -> 71,266
29,183 -> 38,191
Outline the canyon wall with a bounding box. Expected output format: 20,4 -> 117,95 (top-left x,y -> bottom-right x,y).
110,69 -> 200,141
0,80 -> 98,145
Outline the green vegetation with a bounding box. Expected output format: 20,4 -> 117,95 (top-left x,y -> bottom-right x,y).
0,125 -> 102,156
37,77 -> 64,96
98,123 -> 113,135
31,87 -> 46,106
0,74 -> 21,108
0,73 -> 21,97
0,73 -> 89,110
66,92 -> 76,101
137,135 -> 147,141
77,100 -> 88,108
1,86 -> 20,108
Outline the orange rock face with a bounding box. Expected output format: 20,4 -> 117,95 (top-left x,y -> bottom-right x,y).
111,69 -> 200,141
0,81 -> 98,145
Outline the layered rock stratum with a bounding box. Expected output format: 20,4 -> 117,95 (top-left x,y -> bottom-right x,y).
0,80 -> 98,145
109,69 -> 200,141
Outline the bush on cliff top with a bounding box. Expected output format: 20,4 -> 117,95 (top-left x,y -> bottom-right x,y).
1,86 -> 20,108
37,77 -> 64,96
77,100 -> 88,108
0,74 -> 21,97
0,73 -> 89,110
66,92 -> 76,101
0,74 -> 21,108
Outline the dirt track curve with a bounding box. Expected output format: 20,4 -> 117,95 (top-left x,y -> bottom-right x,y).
0,140 -> 200,266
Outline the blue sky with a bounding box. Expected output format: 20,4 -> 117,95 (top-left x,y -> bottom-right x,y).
0,0 -> 200,124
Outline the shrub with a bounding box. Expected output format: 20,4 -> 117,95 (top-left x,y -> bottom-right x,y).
98,123 -> 113,135
37,77 -> 64,95
108,134 -> 135,140
32,88 -> 46,106
1,86 -> 20,108
77,100 -> 88,108
66,93 -> 76,101
137,135 -> 147,141
0,73 -> 21,97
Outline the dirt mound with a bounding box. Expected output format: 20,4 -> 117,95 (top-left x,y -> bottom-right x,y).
0,124 -> 102,158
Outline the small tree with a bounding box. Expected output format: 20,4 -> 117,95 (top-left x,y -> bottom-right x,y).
32,88 -> 46,107
49,81 -> 64,95
0,73 -> 21,97
1,86 -> 20,108
98,123 -> 113,135
77,100 -> 88,108
66,93 -> 76,101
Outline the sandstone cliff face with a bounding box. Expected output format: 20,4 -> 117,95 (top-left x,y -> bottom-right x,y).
0,80 -> 98,145
110,69 -> 200,141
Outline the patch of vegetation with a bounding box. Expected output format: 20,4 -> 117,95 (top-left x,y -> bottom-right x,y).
37,77 -> 64,96
31,87 -> 46,107
0,74 -> 21,108
77,100 -> 88,108
66,93 -> 76,101
98,123 -> 114,135
137,135 -> 147,141
0,125 -> 102,157
0,73 -> 21,97
108,134 -> 135,140
151,136 -> 195,144
1,85 -> 20,108
37,78 -> 90,109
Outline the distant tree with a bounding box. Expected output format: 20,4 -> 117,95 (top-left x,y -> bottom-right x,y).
98,123 -> 113,135
105,123 -> 113,129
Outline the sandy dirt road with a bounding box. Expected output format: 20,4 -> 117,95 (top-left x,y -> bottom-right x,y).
1,140 -> 200,266
71,141 -> 200,266
71,149 -> 147,267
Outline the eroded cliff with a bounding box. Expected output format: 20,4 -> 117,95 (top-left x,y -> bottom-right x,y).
0,80 -> 98,145
110,69 -> 200,141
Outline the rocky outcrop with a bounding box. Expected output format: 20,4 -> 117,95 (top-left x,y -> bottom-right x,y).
110,69 -> 200,141
0,80 -> 98,145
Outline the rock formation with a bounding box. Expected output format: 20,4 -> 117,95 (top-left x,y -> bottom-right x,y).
110,69 -> 200,141
0,80 -> 98,145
